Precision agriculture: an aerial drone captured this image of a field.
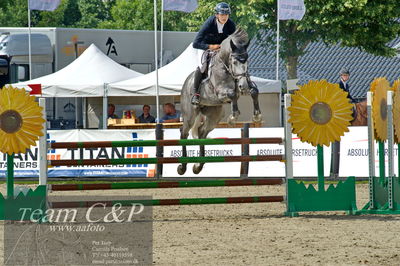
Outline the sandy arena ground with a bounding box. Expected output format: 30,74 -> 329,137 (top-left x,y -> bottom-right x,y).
1,183 -> 400,265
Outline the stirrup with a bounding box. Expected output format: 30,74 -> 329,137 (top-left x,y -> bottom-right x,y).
191,94 -> 200,105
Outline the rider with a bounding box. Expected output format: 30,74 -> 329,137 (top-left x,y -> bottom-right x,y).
338,68 -> 355,103
191,2 -> 236,105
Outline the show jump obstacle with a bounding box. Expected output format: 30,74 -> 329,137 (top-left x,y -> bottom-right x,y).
1,79 -> 400,220
43,81 -> 358,216
355,79 -> 400,214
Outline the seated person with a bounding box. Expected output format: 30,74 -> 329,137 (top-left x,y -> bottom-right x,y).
107,103 -> 118,119
160,103 -> 181,123
138,104 -> 156,123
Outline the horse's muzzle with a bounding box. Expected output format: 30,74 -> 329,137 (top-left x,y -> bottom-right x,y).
236,78 -> 249,93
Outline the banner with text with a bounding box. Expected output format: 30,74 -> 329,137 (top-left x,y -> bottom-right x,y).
0,127 -> 394,178
0,129 -> 156,178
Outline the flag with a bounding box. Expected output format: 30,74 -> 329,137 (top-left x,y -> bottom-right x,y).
278,0 -> 305,20
29,0 -> 61,11
163,0 -> 198,13
28,84 -> 42,95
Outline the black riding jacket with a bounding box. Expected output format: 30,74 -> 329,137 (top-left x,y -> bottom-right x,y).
193,15 -> 236,50
339,80 -> 355,103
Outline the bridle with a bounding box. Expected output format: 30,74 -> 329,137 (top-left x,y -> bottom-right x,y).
217,52 -> 249,82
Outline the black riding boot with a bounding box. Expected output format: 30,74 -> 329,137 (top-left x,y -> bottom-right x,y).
191,67 -> 203,105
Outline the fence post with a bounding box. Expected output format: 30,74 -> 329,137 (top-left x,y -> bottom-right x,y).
240,123 -> 250,178
387,90 -> 394,209
155,123 -> 164,179
39,98 -> 48,186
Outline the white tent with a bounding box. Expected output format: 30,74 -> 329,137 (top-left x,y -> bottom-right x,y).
13,44 -> 142,97
108,44 -> 281,96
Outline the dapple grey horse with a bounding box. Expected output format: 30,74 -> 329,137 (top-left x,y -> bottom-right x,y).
178,28 -> 262,175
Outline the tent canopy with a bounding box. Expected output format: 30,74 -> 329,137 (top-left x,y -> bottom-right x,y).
108,44 -> 281,97
13,44 -> 142,97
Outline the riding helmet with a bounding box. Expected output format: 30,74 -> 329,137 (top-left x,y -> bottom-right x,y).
340,68 -> 350,75
215,2 -> 231,14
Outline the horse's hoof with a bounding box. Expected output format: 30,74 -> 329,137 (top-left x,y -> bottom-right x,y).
177,164 -> 186,175
193,164 -> 203,174
227,115 -> 237,125
252,113 -> 262,123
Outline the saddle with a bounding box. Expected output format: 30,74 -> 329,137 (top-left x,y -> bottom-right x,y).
200,50 -> 218,80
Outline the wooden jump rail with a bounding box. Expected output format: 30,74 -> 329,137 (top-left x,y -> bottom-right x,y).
50,178 -> 285,191
43,127 -> 289,211
48,155 -> 285,167
49,137 -> 284,149
49,195 -> 285,208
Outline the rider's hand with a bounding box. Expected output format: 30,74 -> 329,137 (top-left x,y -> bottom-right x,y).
208,44 -> 221,50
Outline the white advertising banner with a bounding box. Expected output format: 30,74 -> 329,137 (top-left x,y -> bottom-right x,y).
0,127 -> 395,179
0,129 -> 156,178
338,127 -> 396,177
162,128 -> 242,177
250,127 -> 398,177
248,128 -> 331,177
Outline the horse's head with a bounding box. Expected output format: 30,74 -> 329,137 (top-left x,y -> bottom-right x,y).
229,39 -> 250,93
211,28 -> 250,103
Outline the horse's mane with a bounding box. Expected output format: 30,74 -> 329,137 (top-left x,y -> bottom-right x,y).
227,27 -> 249,46
219,28 -> 249,60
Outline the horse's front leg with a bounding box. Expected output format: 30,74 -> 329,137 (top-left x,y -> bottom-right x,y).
227,94 -> 240,125
177,124 -> 190,175
193,144 -> 205,174
248,77 -> 262,123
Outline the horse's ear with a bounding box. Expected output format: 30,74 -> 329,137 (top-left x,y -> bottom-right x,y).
230,39 -> 238,52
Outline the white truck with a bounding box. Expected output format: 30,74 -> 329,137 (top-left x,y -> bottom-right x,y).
0,27 -> 196,84
0,27 -> 196,128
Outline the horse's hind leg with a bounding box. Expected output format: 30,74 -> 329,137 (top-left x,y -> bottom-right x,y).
193,106 -> 224,174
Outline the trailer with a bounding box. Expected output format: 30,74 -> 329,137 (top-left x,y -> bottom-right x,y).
0,27 -> 196,128
0,27 -> 195,81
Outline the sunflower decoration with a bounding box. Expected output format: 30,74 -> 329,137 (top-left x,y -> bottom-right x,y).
392,80 -> 400,144
0,85 -> 45,155
370,78 -> 390,142
288,80 -> 353,147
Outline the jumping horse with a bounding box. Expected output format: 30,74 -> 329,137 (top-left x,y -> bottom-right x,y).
178,28 -> 261,175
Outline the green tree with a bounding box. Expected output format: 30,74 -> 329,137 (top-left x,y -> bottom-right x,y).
76,0 -> 108,28
100,0 -> 256,34
179,0 -> 258,37
103,0 -> 116,21
249,0 -> 400,79
63,0 -> 81,26
100,0 -> 153,30
0,0 -> 31,27
0,0 -> 77,28
36,0 -> 81,27
100,0 -> 190,31
0,0 -> 11,9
